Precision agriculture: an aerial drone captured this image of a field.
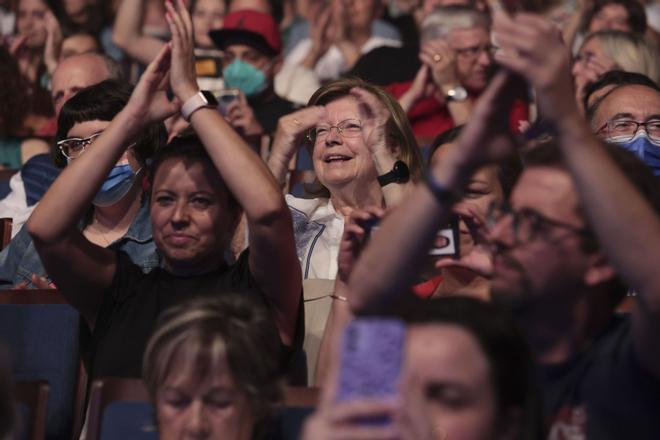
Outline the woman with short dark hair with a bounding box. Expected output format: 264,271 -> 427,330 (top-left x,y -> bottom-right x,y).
0,79 -> 165,289
27,0 -> 301,380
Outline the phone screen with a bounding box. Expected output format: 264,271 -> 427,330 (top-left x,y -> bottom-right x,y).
429,216 -> 460,257
337,318 -> 405,406
217,89 -> 240,116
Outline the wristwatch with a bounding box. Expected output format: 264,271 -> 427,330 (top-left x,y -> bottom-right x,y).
444,85 -> 468,103
181,90 -> 219,122
378,160 -> 410,187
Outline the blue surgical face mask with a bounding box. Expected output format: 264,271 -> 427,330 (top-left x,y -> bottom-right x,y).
93,161 -> 141,207
607,131 -> 660,176
222,58 -> 268,97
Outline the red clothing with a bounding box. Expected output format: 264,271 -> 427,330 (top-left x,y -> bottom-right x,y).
386,81 -> 529,139
412,275 -> 443,299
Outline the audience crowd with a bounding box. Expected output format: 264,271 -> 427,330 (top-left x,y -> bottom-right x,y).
0,0 -> 659,438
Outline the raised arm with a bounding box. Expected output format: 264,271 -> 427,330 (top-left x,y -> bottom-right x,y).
348,71 -> 521,314
315,207 -> 385,386
113,0 -> 166,65
26,46 -> 179,326
165,0 -> 302,345
493,12 -> 660,378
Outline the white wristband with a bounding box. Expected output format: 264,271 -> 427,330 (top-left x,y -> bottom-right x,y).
181,91 -> 211,122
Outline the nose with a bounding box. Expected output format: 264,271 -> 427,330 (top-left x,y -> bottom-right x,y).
486,214 -> 515,252
185,401 -> 210,440
571,61 -> 582,77
171,200 -> 190,227
477,48 -> 492,67
324,126 -> 343,146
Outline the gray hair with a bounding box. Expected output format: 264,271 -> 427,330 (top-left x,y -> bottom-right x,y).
421,5 -> 490,43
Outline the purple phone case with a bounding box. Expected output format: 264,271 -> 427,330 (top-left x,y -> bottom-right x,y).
337,318 -> 406,402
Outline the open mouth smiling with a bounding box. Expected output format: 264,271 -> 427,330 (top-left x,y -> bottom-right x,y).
323,154 -> 353,163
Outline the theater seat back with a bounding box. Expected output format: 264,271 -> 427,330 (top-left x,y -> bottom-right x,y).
0,291 -> 79,440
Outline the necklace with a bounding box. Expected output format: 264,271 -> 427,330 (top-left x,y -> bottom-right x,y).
85,222 -> 114,247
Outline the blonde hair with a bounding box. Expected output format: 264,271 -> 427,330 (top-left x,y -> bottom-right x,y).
143,295 -> 283,435
586,31 -> 660,84
305,77 -> 424,198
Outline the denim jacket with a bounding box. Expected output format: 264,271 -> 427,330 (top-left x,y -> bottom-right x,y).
0,202 -> 159,289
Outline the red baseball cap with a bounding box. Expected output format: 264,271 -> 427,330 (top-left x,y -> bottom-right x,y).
209,10 -> 282,56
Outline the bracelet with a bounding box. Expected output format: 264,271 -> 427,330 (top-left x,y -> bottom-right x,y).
330,294 -> 348,302
426,171 -> 461,205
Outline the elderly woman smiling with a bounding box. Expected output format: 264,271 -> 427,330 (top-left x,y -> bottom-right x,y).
269,78 -> 423,280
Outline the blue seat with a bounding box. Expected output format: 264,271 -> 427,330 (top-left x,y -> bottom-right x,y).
86,377 -> 155,440
14,379 -> 49,440
99,401 -> 158,440
272,406 -> 315,440
0,291 -> 79,440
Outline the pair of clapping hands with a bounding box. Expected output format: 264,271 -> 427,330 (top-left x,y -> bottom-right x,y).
122,0 -> 204,128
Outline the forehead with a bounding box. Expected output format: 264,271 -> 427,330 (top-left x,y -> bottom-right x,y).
406,324 -> 490,383
66,119 -> 109,138
579,36 -> 603,54
18,0 -> 46,11
597,3 -> 628,17
195,0 -> 225,11
322,96 -> 360,122
153,157 -> 226,196
225,44 -> 267,59
448,26 -> 489,48
161,348 -> 234,393
511,167 -> 582,225
592,85 -> 660,128
228,0 -> 270,13
52,57 -> 108,93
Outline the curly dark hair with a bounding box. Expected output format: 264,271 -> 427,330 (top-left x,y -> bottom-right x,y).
0,46 -> 29,135
581,0 -> 647,35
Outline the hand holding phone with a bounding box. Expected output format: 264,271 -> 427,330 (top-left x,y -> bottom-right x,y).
217,88 -> 240,116
337,318 -> 406,405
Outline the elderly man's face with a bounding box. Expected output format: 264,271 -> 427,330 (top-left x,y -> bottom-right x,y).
591,85 -> 660,138
51,54 -> 112,115
447,26 -> 492,92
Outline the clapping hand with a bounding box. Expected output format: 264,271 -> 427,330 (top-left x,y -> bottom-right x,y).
164,0 -> 199,103
420,39 -> 459,94
350,87 -> 391,156
123,43 -> 180,124
337,207 -> 386,284
43,9 -> 62,74
493,12 -> 576,121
